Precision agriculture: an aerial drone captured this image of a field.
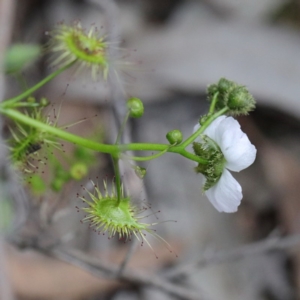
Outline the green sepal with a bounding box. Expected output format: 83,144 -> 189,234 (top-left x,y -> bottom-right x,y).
193,135 -> 226,191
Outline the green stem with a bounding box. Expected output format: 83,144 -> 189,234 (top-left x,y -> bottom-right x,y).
1,108 -> 118,154
0,108 -> 208,164
209,92 -> 219,114
180,107 -> 229,148
1,62 -> 75,108
9,102 -> 41,108
122,147 -> 169,161
112,155 -> 122,204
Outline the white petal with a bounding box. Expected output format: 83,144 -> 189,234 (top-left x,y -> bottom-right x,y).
205,169 -> 242,213
193,116 -> 226,143
224,134 -> 257,172
213,117 -> 256,172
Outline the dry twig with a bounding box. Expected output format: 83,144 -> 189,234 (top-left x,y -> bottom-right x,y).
164,234 -> 300,279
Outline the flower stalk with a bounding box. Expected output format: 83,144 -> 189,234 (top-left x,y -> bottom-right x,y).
0,107 -> 211,164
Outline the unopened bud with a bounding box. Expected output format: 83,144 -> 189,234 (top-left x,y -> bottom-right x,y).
134,166 -> 147,179
127,97 -> 144,118
166,129 -> 183,145
70,162 -> 88,180
227,86 -> 255,115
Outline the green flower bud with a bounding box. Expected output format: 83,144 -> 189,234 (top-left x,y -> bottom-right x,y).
134,166 -> 147,179
127,97 -> 144,118
166,129 -> 183,145
199,114 -> 212,126
206,78 -> 256,115
70,162 -> 88,180
227,86 -> 255,115
207,83 -> 218,98
217,78 -> 235,94
40,97 -> 50,107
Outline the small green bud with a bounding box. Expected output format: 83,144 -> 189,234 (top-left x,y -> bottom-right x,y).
134,166 -> 147,179
206,78 -> 256,115
166,129 -> 183,145
217,78 -> 235,94
199,114 -> 212,126
40,97 -> 50,107
70,162 -> 88,180
207,84 -> 218,98
227,86 -> 255,115
127,97 -> 144,118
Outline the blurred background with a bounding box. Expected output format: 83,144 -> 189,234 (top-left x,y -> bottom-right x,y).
2,0 -> 300,299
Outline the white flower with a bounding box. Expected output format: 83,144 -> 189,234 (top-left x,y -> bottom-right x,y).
194,116 -> 256,213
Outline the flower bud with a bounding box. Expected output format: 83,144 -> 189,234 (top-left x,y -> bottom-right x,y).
207,83 -> 218,98
134,166 -> 147,179
206,78 -> 256,115
217,78 -> 235,94
227,86 -> 255,115
166,129 -> 183,145
127,97 -> 144,118
70,162 -> 88,180
199,114 -> 211,126
40,97 -> 50,107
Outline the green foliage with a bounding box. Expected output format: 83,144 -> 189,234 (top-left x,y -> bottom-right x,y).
81,181 -> 153,239
4,44 -> 41,74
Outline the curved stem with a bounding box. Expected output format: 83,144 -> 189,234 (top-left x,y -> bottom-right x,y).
112,155 -> 121,204
1,62 -> 75,108
180,107 -> 229,148
122,147 -> 169,162
0,108 -> 209,164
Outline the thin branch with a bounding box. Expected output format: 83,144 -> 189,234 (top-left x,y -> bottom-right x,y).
117,238 -> 138,276
10,238 -> 204,300
164,234 -> 300,279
